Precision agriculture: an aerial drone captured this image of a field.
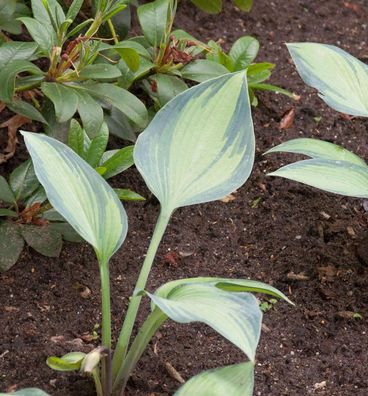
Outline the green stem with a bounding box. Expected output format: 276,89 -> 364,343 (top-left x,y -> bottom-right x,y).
99,260 -> 112,395
112,309 -> 167,395
111,210 -> 171,380
107,19 -> 119,44
92,368 -> 103,396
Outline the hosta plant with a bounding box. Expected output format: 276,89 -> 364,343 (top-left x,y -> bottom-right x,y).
8,72 -> 292,396
0,159 -> 82,272
266,43 -> 368,198
0,0 -> 147,139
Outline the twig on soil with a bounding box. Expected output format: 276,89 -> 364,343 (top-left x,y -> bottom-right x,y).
164,362 -> 185,384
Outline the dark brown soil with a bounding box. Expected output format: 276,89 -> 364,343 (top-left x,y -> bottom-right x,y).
1,1 -> 368,395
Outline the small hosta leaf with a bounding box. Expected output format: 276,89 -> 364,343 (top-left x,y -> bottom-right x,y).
265,138 -> 367,167
22,132 -> 127,263
149,283 -> 262,362
269,159 -> 368,198
175,362 -> 254,396
134,72 -> 255,213
0,223 -> 24,272
287,43 -> 368,117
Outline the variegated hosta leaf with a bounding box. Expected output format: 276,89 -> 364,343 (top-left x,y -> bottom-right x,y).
175,362 -> 254,396
154,277 -> 292,304
268,159 -> 368,198
22,132 -> 127,263
148,283 -> 262,362
0,389 -> 50,396
134,72 -> 254,213
265,138 -> 367,167
287,43 -> 368,116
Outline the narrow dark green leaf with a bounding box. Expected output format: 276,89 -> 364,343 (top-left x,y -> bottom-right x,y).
181,60 -> 229,83
229,36 -> 259,70
0,42 -> 39,67
48,223 -> 83,243
25,186 -> 47,207
79,64 -> 122,80
249,83 -> 296,99
86,122 -> 109,168
42,209 -> 65,222
0,223 -> 24,272
100,146 -> 134,179
82,83 -> 148,129
147,74 -> 188,106
9,160 -> 39,201
0,60 -> 43,103
104,107 -> 138,142
75,89 -> 104,138
246,62 -> 274,84
41,83 -> 79,123
114,188 -> 145,201
137,0 -> 171,46
21,225 -> 62,257
18,17 -> 55,54
115,48 -> 140,72
66,0 -> 84,21
0,176 -> 15,204
67,119 -> 85,156
8,100 -> 47,123
0,209 -> 17,217
191,0 -> 222,13
234,0 -> 253,12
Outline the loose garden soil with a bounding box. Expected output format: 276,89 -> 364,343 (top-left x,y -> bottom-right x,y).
1,1 -> 368,395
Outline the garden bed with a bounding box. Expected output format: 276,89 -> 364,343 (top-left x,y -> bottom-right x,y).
1,0 -> 368,395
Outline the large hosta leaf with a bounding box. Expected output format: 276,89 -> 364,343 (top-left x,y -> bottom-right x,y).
134,72 -> 254,213
149,283 -> 262,362
175,362 -> 254,396
287,43 -> 368,116
266,138 -> 367,167
22,132 -> 127,263
268,159 -> 368,198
